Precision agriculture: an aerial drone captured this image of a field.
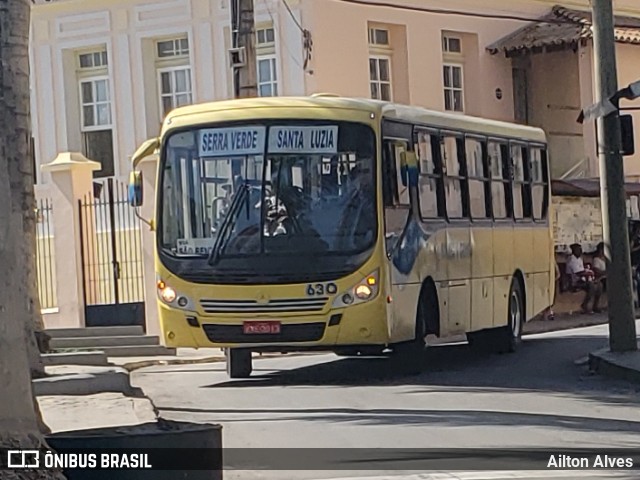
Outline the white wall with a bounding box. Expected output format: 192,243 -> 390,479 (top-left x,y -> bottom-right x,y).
30,0 -> 307,186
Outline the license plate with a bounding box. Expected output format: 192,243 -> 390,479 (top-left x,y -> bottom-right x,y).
243,321 -> 281,334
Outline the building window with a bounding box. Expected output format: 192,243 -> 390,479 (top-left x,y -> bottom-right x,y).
257,56 -> 278,97
78,50 -> 108,69
79,77 -> 113,178
80,78 -> 111,129
442,35 -> 462,54
158,67 -> 193,118
443,64 -> 464,112
369,56 -> 392,101
84,130 -> 115,178
157,37 -> 189,58
155,35 -> 193,119
369,28 -> 389,46
256,27 -> 275,46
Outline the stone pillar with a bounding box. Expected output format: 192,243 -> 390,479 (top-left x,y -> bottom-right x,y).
41,152 -> 100,328
138,154 -> 160,337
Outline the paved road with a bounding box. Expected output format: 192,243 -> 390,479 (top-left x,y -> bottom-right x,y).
133,323 -> 640,480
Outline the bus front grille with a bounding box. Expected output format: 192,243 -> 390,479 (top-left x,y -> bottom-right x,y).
202,322 -> 326,343
199,297 -> 329,313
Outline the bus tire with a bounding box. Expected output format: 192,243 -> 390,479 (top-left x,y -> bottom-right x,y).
496,278 -> 524,353
334,348 -> 360,357
391,287 -> 431,373
226,348 -> 252,378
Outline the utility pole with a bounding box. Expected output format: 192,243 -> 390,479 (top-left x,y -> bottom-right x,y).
231,0 -> 257,98
592,0 -> 638,352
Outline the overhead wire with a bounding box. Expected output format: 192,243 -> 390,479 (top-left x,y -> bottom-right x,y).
262,0 -> 304,69
281,0 -> 305,32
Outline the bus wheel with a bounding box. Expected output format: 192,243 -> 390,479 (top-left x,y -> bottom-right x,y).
391,292 -> 429,373
226,348 -> 252,378
496,278 -> 524,353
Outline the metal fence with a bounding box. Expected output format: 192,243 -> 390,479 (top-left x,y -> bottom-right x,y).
35,198 -> 58,310
78,178 -> 146,327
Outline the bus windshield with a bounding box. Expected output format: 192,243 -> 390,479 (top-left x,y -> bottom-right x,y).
158,121 -> 377,279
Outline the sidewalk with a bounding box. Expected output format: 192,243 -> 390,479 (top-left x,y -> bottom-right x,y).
108,348 -> 305,371
37,392 -> 158,433
523,311 -> 609,335
587,319 -> 640,383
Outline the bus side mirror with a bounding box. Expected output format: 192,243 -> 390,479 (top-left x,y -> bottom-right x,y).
128,171 -> 143,207
621,115 -> 635,156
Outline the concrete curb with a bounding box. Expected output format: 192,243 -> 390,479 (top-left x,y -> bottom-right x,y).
41,351 -> 109,366
33,367 -> 136,396
122,351 -> 322,371
588,347 -> 640,383
121,355 -> 226,372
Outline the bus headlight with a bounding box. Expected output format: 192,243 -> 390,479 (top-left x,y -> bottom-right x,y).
332,270 -> 379,308
160,285 -> 177,303
355,285 -> 372,299
157,279 -> 195,311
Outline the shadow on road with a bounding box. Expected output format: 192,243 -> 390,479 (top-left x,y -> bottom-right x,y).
185,333 -> 640,405
158,404 -> 640,434
144,330 -> 640,440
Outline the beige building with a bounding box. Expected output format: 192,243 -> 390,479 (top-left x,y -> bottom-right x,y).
30,0 -> 640,183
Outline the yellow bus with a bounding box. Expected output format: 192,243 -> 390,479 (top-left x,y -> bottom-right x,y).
129,95 -> 554,378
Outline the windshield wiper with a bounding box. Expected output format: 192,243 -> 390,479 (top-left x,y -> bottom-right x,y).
208,183 -> 250,266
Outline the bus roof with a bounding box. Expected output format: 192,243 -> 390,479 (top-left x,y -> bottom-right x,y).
163,95 -> 547,144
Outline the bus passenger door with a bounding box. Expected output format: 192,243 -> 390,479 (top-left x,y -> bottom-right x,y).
382,138 -> 421,343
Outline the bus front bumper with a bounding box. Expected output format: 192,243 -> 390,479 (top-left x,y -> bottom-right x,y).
157,298 -> 390,351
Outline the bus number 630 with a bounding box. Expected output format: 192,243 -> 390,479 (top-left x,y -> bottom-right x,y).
306,283 -> 338,296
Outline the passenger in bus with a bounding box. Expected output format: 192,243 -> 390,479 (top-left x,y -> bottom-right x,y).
566,243 -> 602,314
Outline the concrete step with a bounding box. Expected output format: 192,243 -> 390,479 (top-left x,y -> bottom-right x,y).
33,366 -> 133,396
50,335 -> 160,349
46,326 -> 144,338
97,345 -> 176,357
41,351 -> 109,366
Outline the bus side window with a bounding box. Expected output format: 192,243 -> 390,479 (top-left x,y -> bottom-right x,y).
511,144 -> 532,220
383,140 -> 410,207
416,129 -> 444,218
465,137 -> 490,219
382,142 -> 396,207
441,135 -> 466,219
488,141 -> 509,219
530,146 -> 548,220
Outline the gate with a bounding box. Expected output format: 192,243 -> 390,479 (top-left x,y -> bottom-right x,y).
79,178 -> 146,329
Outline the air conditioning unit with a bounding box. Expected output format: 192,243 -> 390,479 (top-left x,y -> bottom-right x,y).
229,47 -> 246,68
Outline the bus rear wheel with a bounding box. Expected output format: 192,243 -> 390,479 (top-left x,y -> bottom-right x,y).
501,278 -> 524,352
226,348 -> 252,378
468,278 -> 524,354
490,278 -> 524,353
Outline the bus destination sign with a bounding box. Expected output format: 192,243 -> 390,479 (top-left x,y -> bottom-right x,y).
199,126 -> 266,157
268,126 -> 338,154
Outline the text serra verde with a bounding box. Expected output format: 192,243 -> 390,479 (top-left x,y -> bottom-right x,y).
200,128 -> 336,152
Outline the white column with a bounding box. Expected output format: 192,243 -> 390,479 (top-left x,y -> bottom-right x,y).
41,152 -> 100,328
